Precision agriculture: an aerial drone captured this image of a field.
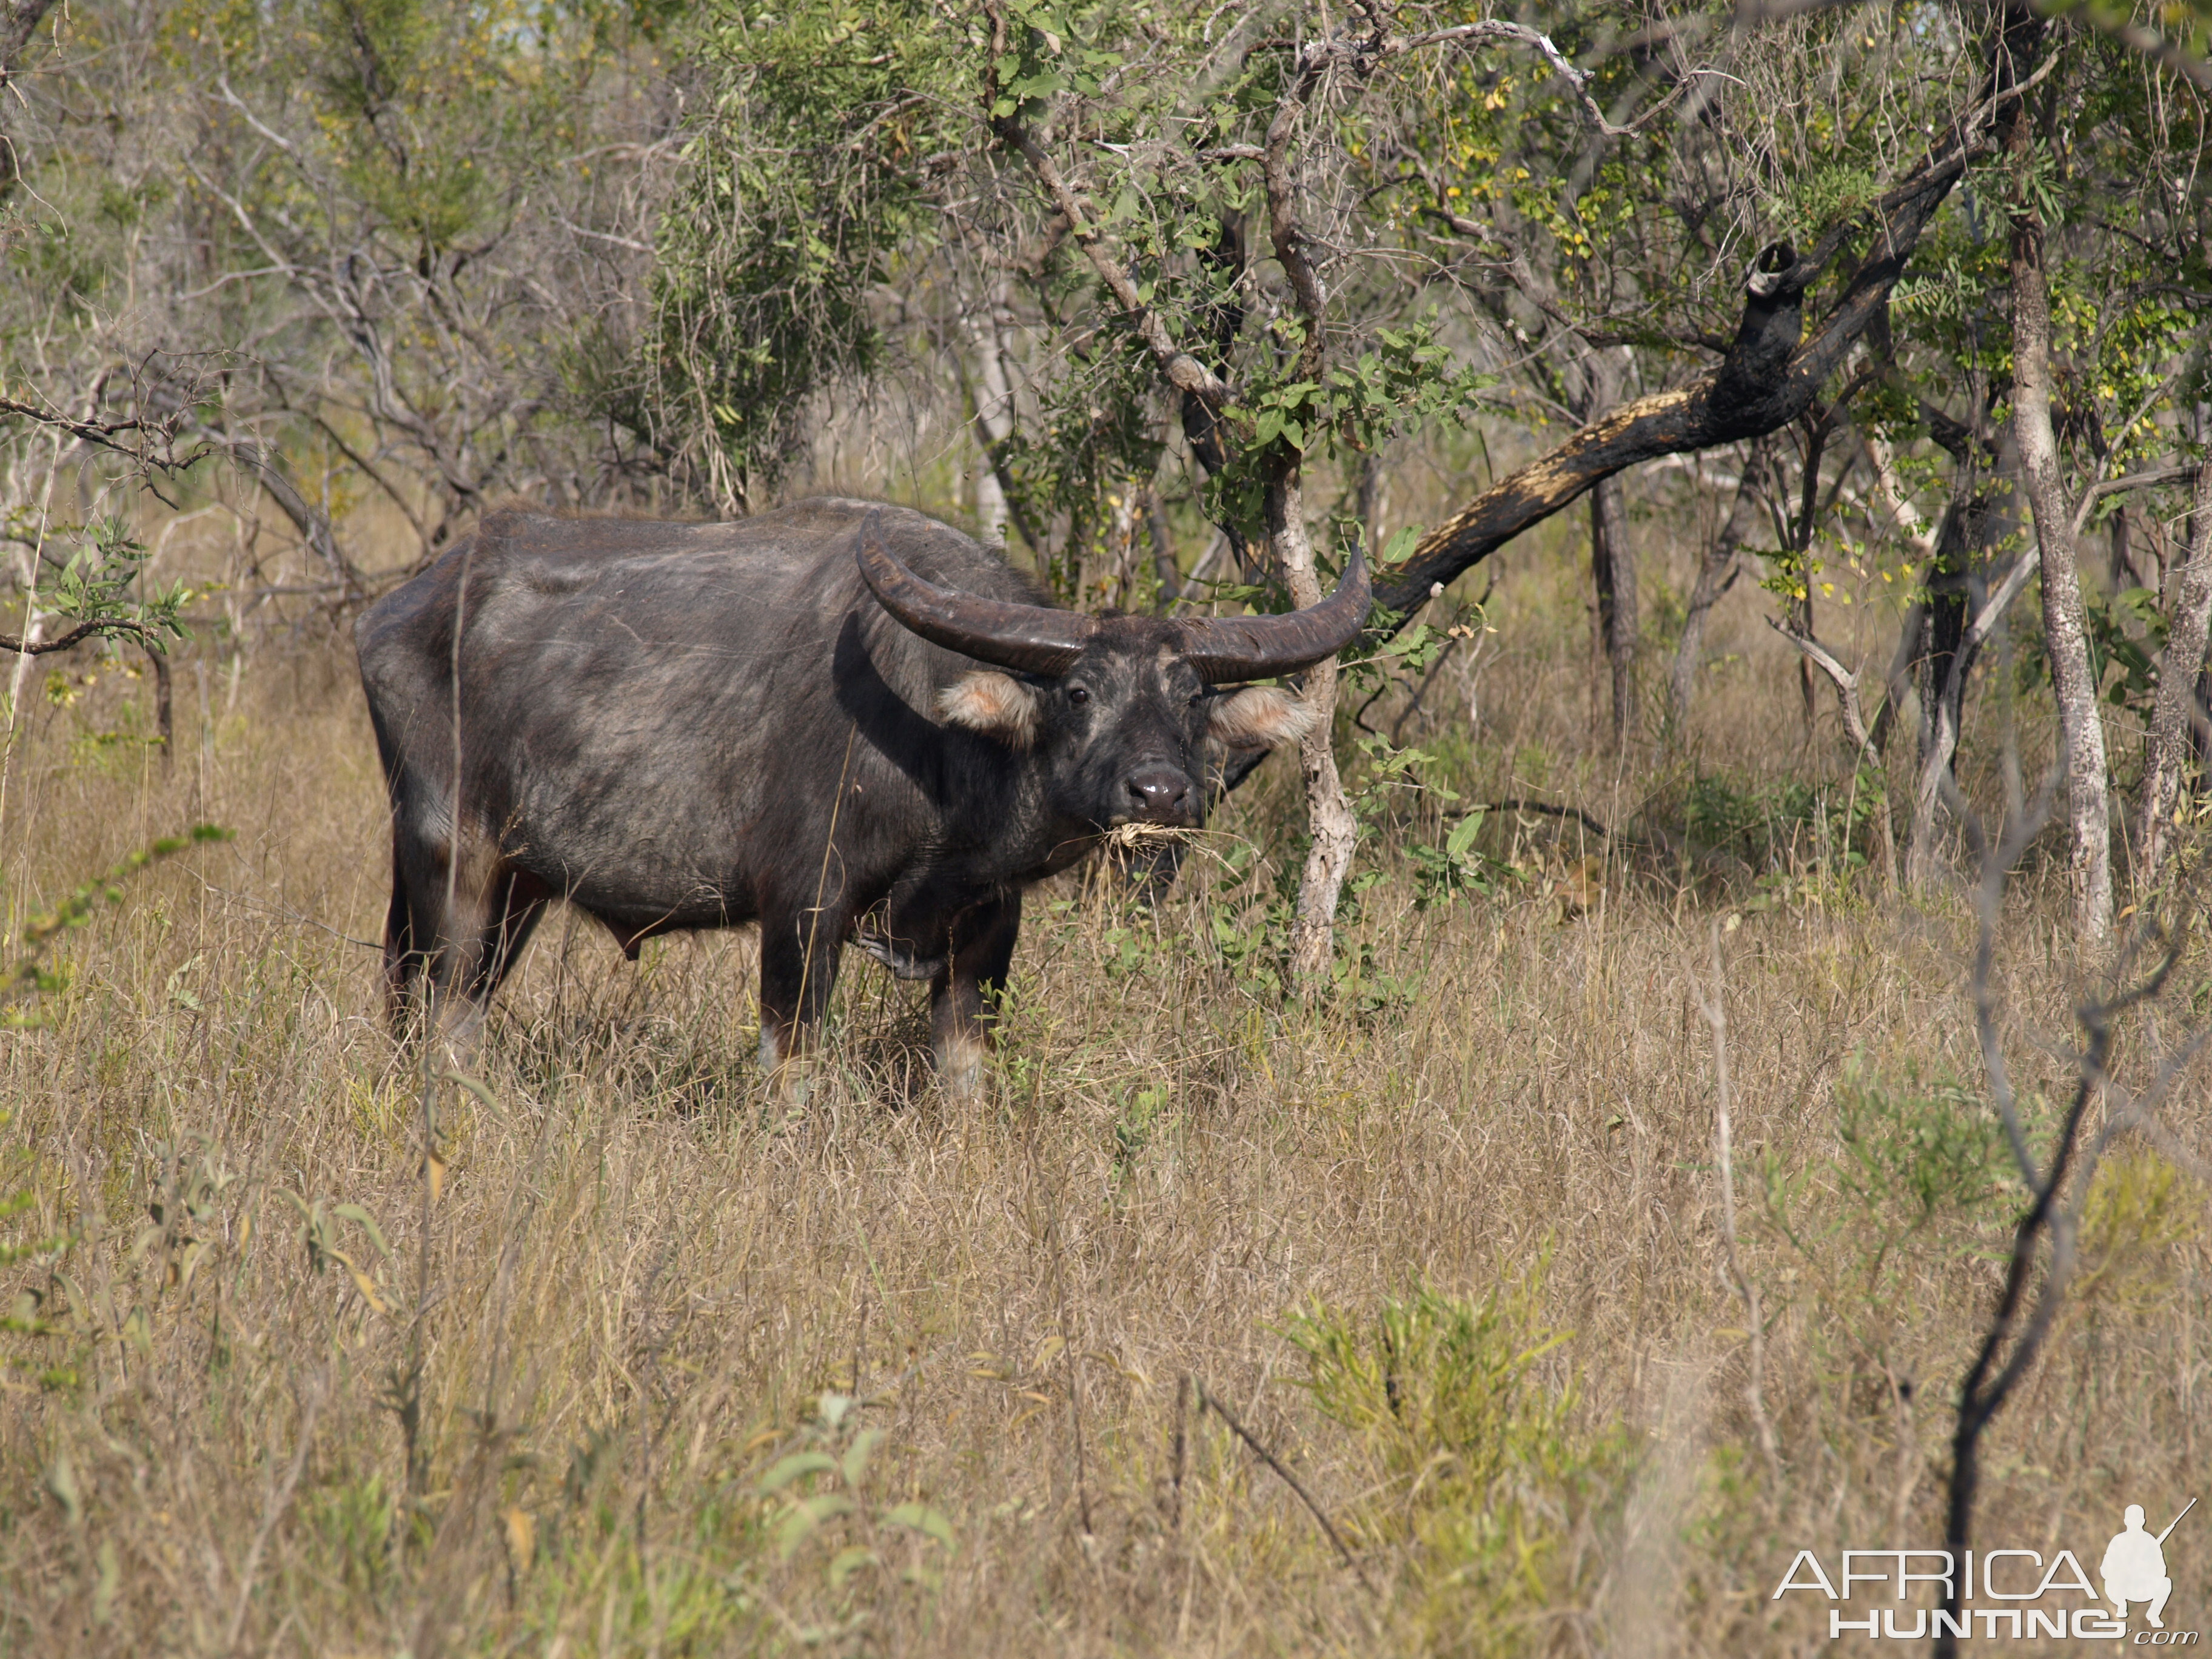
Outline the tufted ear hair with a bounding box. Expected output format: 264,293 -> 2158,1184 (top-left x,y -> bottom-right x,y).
937,669 -> 1041,748
1207,685 -> 1318,749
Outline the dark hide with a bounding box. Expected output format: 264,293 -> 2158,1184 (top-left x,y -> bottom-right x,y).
355,497 -> 1313,1088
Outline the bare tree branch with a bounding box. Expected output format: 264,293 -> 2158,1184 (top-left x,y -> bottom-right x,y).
0,616 -> 163,657
2071,461 -> 2202,541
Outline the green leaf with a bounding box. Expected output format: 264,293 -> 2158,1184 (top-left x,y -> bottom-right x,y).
332,1204 -> 392,1259
841,1426 -> 885,1488
435,1070 -> 502,1115
45,1449 -> 80,1524
1379,525 -> 1423,568
759,1450 -> 837,1494
774,1492 -> 856,1558
827,1543 -> 877,1587
881,1501 -> 957,1552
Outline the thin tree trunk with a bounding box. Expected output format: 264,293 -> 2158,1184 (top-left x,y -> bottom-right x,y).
1789,421 -> 1829,730
1590,474 -> 1637,746
1863,431 -> 1939,757
144,642 -> 173,766
1271,473 -> 1355,987
1908,548 -> 2041,890
2108,504 -> 2145,590
965,282 -> 1033,555
1908,653 -> 1968,891
2009,93 -> 2112,940
2138,463 -> 2212,879
1900,452 -> 1992,883
1669,441 -> 1769,734
189,424 -> 360,597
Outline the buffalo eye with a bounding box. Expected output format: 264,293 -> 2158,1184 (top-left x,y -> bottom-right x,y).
1067,685 -> 1091,706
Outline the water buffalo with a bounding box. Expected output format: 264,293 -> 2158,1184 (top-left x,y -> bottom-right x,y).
355,497 -> 1367,1093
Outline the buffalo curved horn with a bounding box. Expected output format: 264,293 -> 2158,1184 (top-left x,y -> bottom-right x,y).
1178,536 -> 1371,684
857,513 -> 1098,675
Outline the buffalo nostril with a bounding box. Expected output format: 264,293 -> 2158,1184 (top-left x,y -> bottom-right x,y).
1125,766 -> 1194,819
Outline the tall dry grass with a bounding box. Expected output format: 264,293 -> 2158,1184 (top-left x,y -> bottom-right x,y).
0,510 -> 2205,1657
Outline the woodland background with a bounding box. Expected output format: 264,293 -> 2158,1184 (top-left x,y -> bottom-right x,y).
1,0 -> 2211,1654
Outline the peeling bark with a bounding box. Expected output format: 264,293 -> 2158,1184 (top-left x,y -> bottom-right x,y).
964,282 -> 1024,552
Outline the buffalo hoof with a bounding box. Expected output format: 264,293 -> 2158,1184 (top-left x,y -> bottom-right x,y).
934,1032 -> 986,1099
854,927 -> 945,982
759,1028 -> 817,1111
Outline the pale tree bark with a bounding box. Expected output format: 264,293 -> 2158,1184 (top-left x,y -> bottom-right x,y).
2008,42 -> 2112,940
2138,463 -> 2212,879
1861,430 -> 1938,756
964,282 -> 1024,552
1272,477 -> 1357,983
1669,440 -> 1769,733
985,25 -> 1366,978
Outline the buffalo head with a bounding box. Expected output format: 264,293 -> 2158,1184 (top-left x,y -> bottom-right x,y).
857,514 -> 1369,831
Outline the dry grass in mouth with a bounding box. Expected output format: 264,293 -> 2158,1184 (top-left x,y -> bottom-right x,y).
1101,822 -> 1195,853
0,544 -> 2206,1658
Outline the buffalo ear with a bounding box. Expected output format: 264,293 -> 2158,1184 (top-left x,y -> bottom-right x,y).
1207,685 -> 1318,749
937,670 -> 1040,748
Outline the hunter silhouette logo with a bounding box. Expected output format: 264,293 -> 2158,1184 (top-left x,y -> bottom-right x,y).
1773,1494 -> 2200,1641
2106,1499 -> 2194,1631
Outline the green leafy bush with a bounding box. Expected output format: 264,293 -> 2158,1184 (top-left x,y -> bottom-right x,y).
1285,1267 -> 1633,1657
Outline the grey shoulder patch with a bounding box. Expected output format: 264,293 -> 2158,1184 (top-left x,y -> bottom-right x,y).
516,561 -> 599,598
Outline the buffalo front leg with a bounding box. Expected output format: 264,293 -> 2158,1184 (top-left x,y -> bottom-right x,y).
386,828 -> 525,1059
757,903 -> 847,1105
930,896 -> 1021,1098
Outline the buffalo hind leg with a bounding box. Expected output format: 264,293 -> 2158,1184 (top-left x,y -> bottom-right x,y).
757,902 -> 848,1105
436,866 -> 551,1053
930,896 -> 1020,1098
